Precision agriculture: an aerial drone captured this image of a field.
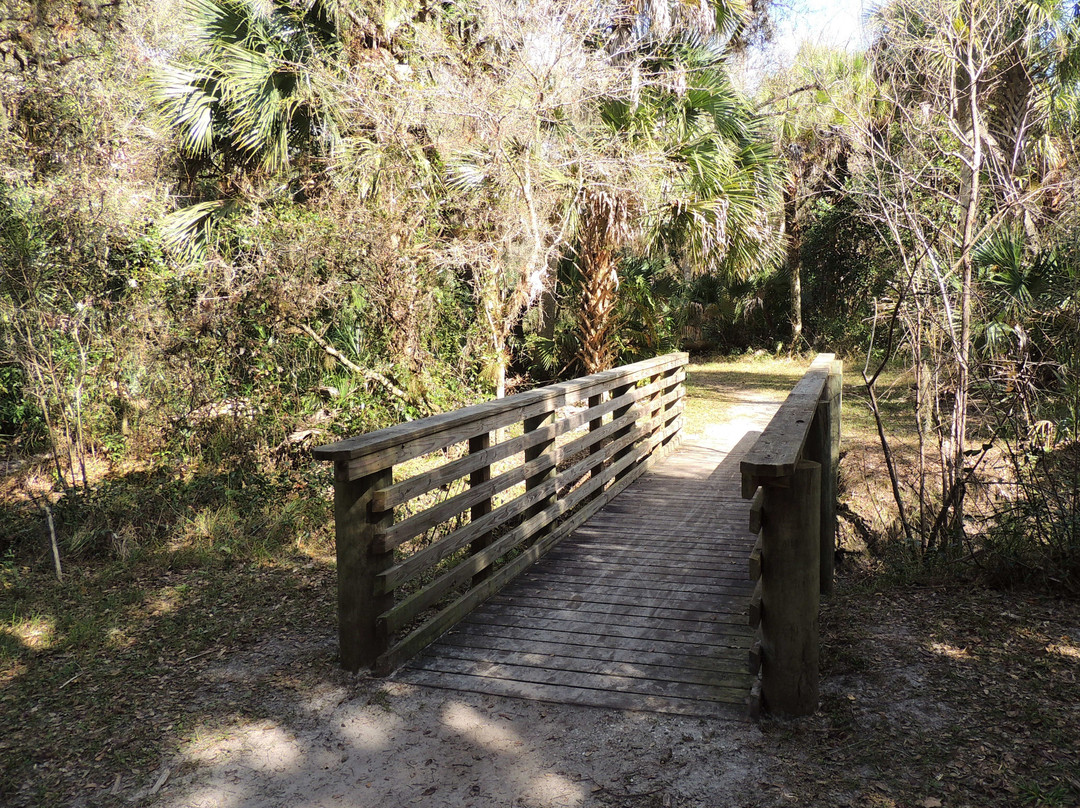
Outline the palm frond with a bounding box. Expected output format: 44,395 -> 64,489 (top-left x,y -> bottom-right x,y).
159,199 -> 232,261
445,153 -> 490,192
155,0 -> 342,173
151,65 -> 220,157
186,0 -> 251,46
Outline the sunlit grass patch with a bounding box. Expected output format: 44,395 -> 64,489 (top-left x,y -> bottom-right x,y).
1,614 -> 57,654
683,353 -> 811,437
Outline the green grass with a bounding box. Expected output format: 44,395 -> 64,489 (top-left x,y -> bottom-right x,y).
683,353 -> 811,437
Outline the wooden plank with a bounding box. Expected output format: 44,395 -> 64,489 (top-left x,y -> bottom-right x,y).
512,569 -> 755,596
572,516 -> 753,531
486,591 -> 749,625
423,644 -> 751,688
564,531 -> 756,547
433,632 -> 750,677
739,355 -> 834,485
468,432 -> 493,585
562,510 -> 751,526
597,490 -> 748,504
551,538 -> 755,557
525,568 -> 752,591
492,584 -> 755,619
397,669 -> 746,718
578,510 -> 748,526
314,353 -> 686,468
543,553 -> 750,574
819,359 -> 842,596
524,557 -> 755,583
749,486 -> 764,534
537,554 -> 751,577
476,601 -> 755,637
464,610 -> 753,647
512,569 -> 753,598
373,422 -> 678,673
749,640 -> 762,675
749,536 -> 762,581
407,655 -> 752,704
438,620 -> 750,661
370,372 -> 682,511
543,546 -> 750,566
749,580 -> 762,628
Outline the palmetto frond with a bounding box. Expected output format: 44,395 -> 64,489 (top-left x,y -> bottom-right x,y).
154,0 -> 341,173
624,0 -> 749,45
643,44 -> 781,277
153,0 -> 344,257
152,64 -> 219,157
975,226 -> 1054,310
159,199 -> 233,262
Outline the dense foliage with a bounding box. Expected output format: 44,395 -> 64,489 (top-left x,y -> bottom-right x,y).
0,0 -> 782,560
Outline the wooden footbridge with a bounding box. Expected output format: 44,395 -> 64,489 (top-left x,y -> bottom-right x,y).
314,353 -> 841,719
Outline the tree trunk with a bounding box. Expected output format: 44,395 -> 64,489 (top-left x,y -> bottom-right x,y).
946,28 -> 983,548
784,177 -> 803,349
579,246 -> 618,373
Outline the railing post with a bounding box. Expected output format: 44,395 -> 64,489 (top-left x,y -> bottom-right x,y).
661,364 -> 683,449
822,361 -> 842,595
760,459 -> 820,716
611,381 -> 635,481
806,360 -> 842,596
588,392 -> 604,480
469,432 -> 493,585
524,408 -> 557,536
333,462 -> 393,672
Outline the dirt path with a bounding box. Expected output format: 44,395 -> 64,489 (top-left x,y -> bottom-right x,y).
161,666 -> 771,808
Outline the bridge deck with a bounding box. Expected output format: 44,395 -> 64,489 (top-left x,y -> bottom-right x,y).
396,414 -> 775,718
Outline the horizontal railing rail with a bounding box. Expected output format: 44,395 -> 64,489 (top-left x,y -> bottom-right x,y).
741,353 -> 842,718
314,353 -> 688,675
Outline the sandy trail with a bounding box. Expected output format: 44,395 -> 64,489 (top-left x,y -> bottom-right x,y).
161,670 -> 770,808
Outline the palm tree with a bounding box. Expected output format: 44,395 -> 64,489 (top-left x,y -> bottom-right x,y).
152,0 -> 344,254
575,33 -> 782,373
758,47 -> 875,347
578,188 -> 636,373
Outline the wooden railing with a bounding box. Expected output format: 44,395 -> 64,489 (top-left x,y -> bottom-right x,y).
741,353 -> 843,718
313,353 -> 688,674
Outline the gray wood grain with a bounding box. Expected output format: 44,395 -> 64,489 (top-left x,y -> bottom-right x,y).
396,408 -> 779,717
